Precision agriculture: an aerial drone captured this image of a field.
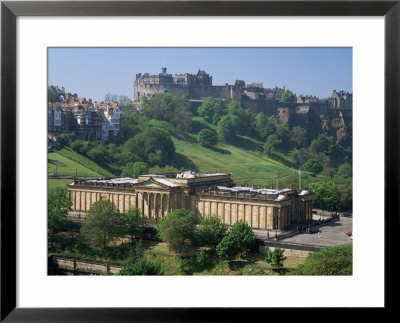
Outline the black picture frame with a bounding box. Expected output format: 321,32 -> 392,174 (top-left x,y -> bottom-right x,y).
1,1 -> 398,321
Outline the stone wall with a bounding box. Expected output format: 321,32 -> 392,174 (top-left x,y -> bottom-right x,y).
51,257 -> 123,275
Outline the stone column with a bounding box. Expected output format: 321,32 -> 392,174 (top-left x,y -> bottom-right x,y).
72,191 -> 76,210
277,208 -> 281,229
160,194 -> 164,218
167,194 -> 170,214
154,193 -> 158,219
148,194 -> 151,218
267,206 -> 274,231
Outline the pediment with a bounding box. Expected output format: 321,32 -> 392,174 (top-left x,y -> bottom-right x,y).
135,177 -> 171,190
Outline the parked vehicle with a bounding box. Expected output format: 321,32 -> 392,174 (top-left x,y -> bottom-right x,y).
309,227 -> 319,233
346,231 -> 352,236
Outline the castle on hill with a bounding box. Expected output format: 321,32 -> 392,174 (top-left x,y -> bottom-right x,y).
134,67 -> 352,143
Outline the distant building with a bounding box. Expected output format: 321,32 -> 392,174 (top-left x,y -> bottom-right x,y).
67,172 -> 313,231
48,102 -> 121,141
48,86 -> 122,141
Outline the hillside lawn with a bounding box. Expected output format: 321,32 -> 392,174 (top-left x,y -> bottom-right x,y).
48,147 -> 114,177
171,118 -> 299,187
48,179 -> 74,191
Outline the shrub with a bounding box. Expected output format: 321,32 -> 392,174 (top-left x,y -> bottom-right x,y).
198,129 -> 218,147
293,244 -> 352,275
303,158 -> 323,175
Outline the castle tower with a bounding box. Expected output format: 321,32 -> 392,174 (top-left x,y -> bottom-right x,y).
161,67 -> 167,75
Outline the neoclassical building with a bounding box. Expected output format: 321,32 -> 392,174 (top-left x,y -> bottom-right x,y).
67,172 -> 313,230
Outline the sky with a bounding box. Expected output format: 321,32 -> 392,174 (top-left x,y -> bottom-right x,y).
48,48 -> 352,102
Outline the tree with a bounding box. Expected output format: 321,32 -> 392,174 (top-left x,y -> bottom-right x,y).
122,207 -> 145,245
337,163 -> 352,178
104,93 -> 118,103
264,247 -> 287,268
118,95 -> 133,108
198,216 -> 228,250
81,200 -> 123,248
281,89 -> 295,102
338,184 -> 352,211
303,159 -> 323,175
256,113 -> 276,140
119,240 -> 163,275
87,145 -> 109,164
217,115 -> 235,140
289,126 -> 308,148
156,209 -> 199,256
198,97 -> 224,124
48,187 -> 72,247
308,181 -> 341,210
119,258 -> 163,275
121,161 -> 149,178
216,221 -> 255,261
198,129 -> 218,147
143,94 -> 192,132
310,134 -> 335,154
264,134 -> 282,154
48,86 -> 59,103
123,127 -> 175,166
293,244 -> 352,275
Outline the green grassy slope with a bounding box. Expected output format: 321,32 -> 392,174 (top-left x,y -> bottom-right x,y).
48,179 -> 74,191
48,147 -> 114,177
171,117 -> 299,187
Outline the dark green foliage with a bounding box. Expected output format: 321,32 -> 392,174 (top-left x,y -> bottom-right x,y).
87,145 -> 109,164
118,240 -> 164,275
289,126 -> 308,148
198,129 -> 218,147
123,127 -> 175,166
293,244 -> 352,275
143,93 -> 192,132
119,257 -> 163,276
196,250 -> 213,269
198,97 -> 224,124
48,187 -> 72,247
119,111 -> 140,142
255,113 -> 277,140
122,207 -> 145,245
338,184 -> 352,211
216,234 -> 241,261
217,115 -> 235,140
118,95 -> 133,108
58,132 -> 76,146
264,247 -> 287,268
48,86 -> 59,102
156,209 -> 200,256
225,102 -> 251,135
303,159 -> 323,175
276,122 -> 290,142
281,89 -> 295,102
81,200 -> 123,248
308,181 -> 341,210
310,134 -> 335,154
337,163 -> 352,178
264,134 -> 282,154
198,216 -> 228,250
216,221 -> 255,261
121,161 -> 149,178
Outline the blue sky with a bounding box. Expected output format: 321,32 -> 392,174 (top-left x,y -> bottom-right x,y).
48,47 -> 352,102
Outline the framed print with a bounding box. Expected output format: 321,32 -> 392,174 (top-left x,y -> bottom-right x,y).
1,0 -> 398,321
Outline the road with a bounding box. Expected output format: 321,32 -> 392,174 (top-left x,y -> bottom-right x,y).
279,215 -> 353,247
